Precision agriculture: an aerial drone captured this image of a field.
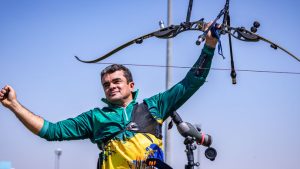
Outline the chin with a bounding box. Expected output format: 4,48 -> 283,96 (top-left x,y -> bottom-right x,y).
108,97 -> 122,103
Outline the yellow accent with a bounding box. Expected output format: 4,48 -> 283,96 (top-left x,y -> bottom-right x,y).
156,119 -> 163,124
101,133 -> 163,169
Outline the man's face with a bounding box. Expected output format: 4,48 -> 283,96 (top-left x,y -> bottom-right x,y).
101,70 -> 134,106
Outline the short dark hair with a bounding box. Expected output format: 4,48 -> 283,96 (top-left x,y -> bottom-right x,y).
101,64 -> 133,83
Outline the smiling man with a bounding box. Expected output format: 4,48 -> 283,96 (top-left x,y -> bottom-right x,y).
0,22 -> 218,169
101,66 -> 135,107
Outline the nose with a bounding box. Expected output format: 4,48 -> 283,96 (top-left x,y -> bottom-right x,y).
109,83 -> 117,90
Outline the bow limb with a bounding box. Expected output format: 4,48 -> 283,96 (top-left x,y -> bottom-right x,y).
257,35 -> 300,62
74,31 -> 157,63
243,30 -> 300,62
227,27 -> 300,62
74,22 -> 205,63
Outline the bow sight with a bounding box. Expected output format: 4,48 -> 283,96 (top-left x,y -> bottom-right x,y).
75,0 -> 300,84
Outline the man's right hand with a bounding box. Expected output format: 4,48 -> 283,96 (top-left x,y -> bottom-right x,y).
0,85 -> 18,108
1,85 -> 44,135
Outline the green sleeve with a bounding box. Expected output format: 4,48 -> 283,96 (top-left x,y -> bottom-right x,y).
144,45 -> 215,121
38,110 -> 94,141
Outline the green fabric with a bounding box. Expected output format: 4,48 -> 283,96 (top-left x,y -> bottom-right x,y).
38,44 -> 215,146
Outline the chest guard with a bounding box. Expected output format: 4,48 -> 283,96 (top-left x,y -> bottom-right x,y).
99,102 -> 162,149
130,102 -> 162,139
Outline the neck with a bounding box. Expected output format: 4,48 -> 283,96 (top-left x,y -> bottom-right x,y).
115,100 -> 132,107
121,97 -> 133,107
112,96 -> 133,107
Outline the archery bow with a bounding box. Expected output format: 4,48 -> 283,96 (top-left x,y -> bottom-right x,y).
75,0 -> 300,84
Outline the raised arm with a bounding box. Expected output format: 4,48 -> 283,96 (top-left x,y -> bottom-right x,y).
144,22 -> 218,121
0,85 -> 44,135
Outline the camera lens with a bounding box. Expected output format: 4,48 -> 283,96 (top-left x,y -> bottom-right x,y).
205,147 -> 217,161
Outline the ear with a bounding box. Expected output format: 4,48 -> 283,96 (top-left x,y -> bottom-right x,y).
129,82 -> 135,92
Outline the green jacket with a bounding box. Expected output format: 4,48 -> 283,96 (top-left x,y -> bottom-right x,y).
38,45 -> 215,168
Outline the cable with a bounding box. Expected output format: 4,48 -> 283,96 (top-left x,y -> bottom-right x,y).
90,62 -> 300,75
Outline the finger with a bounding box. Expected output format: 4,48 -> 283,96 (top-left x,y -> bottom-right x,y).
1,86 -> 10,99
4,85 -> 11,91
4,85 -> 11,94
0,88 -> 6,95
0,90 -> 5,100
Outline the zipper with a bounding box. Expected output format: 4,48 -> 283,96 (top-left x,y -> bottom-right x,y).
116,104 -> 129,123
123,107 -> 129,122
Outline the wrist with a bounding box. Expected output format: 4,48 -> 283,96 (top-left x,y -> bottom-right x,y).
205,40 -> 217,48
203,44 -> 215,56
9,100 -> 21,111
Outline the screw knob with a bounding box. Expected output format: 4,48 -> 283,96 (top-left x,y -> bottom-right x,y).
253,21 -> 260,28
250,26 -> 257,33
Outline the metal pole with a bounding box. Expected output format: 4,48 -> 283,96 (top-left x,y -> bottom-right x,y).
164,0 -> 172,165
55,148 -> 62,169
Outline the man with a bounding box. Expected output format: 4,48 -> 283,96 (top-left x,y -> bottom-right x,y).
0,23 -> 218,169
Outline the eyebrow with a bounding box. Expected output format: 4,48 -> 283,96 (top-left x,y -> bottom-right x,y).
102,78 -> 123,86
112,78 -> 122,82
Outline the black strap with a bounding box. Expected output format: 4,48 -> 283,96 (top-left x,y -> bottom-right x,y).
97,152 -> 103,169
131,102 -> 162,139
101,102 -> 162,148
